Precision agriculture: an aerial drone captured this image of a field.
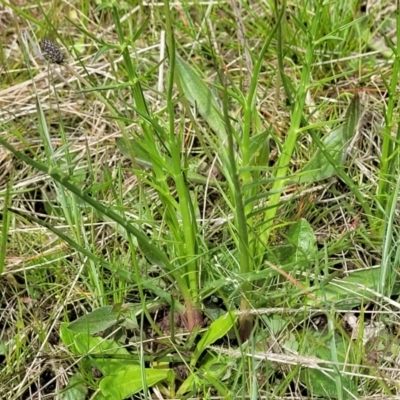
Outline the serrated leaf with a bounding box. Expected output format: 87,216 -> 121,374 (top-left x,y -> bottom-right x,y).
176,55 -> 226,139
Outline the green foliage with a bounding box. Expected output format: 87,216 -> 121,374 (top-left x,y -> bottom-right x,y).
68,305 -> 137,335
177,353 -> 233,397
300,331 -> 357,399
2,0 -> 400,398
60,375 -> 88,400
297,95 -> 362,184
59,309 -> 238,398
175,55 -> 226,141
61,322 -> 171,398
191,311 -> 237,367
308,267 -> 400,309
271,218 -> 317,265
99,367 -> 172,399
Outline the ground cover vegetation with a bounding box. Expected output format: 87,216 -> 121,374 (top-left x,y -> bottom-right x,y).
1,0 -> 400,398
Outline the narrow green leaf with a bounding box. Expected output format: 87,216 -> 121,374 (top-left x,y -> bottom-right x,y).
0,181 -> 11,275
176,55 -> 226,138
0,139 -> 174,272
297,95 -> 362,184
116,137 -> 154,169
203,374 -> 232,399
342,94 -> 361,143
9,207 -> 135,283
178,353 -> 231,396
191,311 -> 237,367
116,137 -> 225,187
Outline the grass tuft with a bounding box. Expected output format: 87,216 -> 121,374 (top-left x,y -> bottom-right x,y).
1,0 -> 400,399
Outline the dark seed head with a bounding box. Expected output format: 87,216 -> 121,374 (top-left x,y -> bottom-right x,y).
40,38 -> 64,64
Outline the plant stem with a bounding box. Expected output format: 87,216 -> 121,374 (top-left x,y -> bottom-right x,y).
0,137 -> 193,308
219,74 -> 252,341
260,1 -> 320,245
377,0 -> 400,236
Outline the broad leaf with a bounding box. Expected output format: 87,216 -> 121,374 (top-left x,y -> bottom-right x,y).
300,331 -> 357,399
99,365 -> 170,399
308,267 -> 400,308
68,305 -> 124,335
60,324 -> 170,399
61,325 -> 134,375
60,323 -> 78,351
74,333 -> 134,375
271,219 -> 316,266
59,374 -> 88,400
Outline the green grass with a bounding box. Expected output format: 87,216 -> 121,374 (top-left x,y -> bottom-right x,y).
1,0 -> 400,398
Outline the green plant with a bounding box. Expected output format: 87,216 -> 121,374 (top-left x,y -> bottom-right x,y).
2,0 -> 400,398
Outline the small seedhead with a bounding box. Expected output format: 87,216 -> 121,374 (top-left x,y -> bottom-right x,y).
40,38 -> 64,64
